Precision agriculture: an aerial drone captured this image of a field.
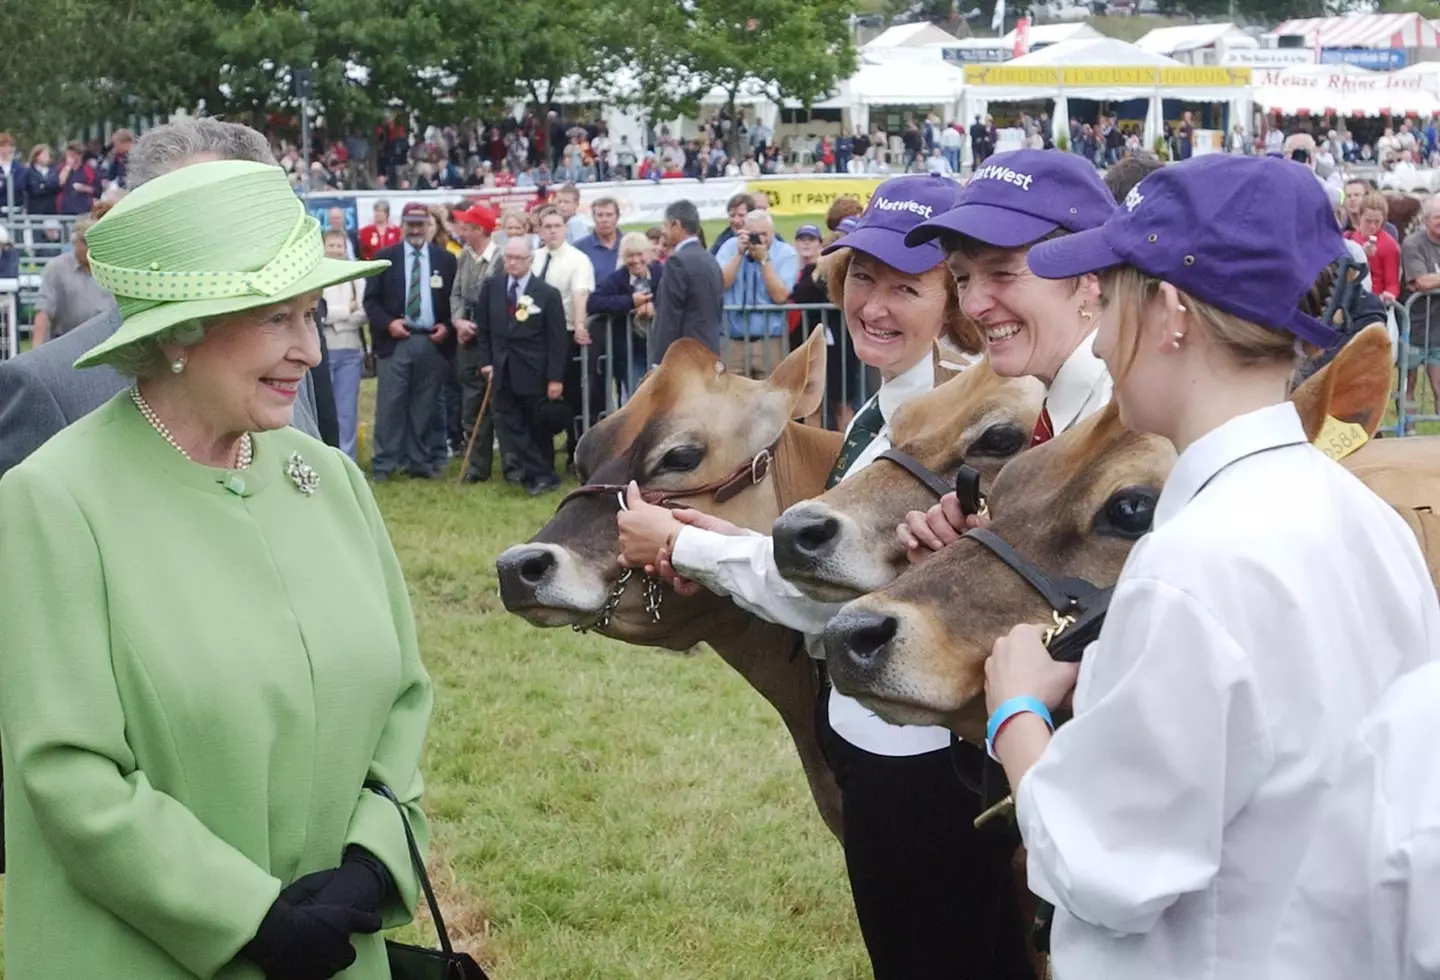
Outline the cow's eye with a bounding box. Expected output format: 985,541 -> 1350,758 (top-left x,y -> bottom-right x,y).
658,445 -> 705,473
968,423 -> 1028,458
1095,487 -> 1158,539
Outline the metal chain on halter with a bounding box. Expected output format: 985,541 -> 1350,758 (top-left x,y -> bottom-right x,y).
572,567 -> 666,634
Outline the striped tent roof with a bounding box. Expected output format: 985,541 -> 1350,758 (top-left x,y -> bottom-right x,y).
1270,13 -> 1440,49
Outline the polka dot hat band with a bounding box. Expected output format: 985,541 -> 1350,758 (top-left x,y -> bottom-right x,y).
89,212 -> 327,303
74,159 -> 390,370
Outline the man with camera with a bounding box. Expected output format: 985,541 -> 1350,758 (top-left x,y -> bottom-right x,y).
715,210 -> 799,379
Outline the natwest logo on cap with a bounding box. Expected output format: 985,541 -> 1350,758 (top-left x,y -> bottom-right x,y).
1123,185 -> 1144,213
969,163 -> 1035,191
870,195 -> 935,220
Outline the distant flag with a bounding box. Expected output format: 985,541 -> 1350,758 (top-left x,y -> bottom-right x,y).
1013,17 -> 1030,57
991,0 -> 1005,34
1314,28 -> 1322,64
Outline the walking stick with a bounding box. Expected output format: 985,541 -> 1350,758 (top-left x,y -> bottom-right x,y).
455,373 -> 494,485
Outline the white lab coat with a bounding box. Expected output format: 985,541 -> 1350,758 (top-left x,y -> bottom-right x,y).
1269,660 -> 1440,980
1016,402 -> 1440,980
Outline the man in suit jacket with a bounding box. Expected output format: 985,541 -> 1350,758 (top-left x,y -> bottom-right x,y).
650,199 -> 723,366
476,237 -> 568,495
363,201 -> 459,480
0,122 -> 327,482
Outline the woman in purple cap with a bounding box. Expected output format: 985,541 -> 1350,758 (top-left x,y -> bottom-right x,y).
615,174 -> 1036,979
896,149 -> 1117,557
980,154 -> 1440,979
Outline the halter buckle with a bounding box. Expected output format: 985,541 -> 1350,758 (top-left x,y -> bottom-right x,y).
750,448 -> 773,486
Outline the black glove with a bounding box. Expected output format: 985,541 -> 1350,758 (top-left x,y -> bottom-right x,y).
281,846 -> 395,915
242,894 -> 382,980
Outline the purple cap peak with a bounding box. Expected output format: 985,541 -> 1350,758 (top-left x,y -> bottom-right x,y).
821,173 -> 962,275
904,149 -> 1115,250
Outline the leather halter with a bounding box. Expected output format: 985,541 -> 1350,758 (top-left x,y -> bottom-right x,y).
873,448 -> 988,518
556,442 -> 780,513
962,528 -> 1113,665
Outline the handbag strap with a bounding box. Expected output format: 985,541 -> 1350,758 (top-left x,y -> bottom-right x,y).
363,780 -> 455,954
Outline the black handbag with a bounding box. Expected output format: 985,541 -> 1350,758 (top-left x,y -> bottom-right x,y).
363,780 -> 489,980
361,326 -> 377,379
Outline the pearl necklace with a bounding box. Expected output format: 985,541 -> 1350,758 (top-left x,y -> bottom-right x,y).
130,386 -> 253,470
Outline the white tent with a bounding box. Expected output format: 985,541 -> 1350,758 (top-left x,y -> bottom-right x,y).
1002,22 -> 1105,49
1252,62 -> 1440,117
862,22 -> 961,64
1135,23 -> 1257,64
841,61 -> 967,130
962,38 -> 1248,150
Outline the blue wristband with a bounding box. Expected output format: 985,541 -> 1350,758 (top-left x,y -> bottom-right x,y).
986,696 -> 1054,762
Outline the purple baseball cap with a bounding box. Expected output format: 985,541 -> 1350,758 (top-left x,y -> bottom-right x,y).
836,216 -> 859,234
904,150 -> 1115,249
821,174 -> 962,275
1028,155 -> 1347,347
795,223 -> 823,239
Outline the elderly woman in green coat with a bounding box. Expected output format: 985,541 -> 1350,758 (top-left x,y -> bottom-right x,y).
0,160 -> 433,979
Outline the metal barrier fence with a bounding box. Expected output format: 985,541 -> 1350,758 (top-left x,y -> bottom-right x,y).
1398,291 -> 1440,435
0,213 -> 80,354
573,303 -> 875,436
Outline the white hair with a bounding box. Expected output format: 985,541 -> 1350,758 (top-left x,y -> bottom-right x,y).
619,231 -> 652,258
1422,194 -> 1440,219
127,119 -> 277,189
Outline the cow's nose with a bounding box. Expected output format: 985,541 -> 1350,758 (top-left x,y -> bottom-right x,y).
823,609 -> 899,669
773,506 -> 841,572
496,546 -> 557,605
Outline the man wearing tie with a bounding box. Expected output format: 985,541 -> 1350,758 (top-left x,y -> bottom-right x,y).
477,238 -> 568,495
364,201 -> 459,480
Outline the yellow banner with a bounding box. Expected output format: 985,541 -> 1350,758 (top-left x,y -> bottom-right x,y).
1160,66 -> 1251,86
965,64 -> 1252,87
1063,66 -> 1156,86
964,65 -> 1060,86
747,177 -> 885,216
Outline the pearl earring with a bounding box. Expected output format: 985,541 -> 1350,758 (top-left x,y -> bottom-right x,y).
1171,332 -> 1185,349
170,356 -> 186,374
1079,308 -> 1096,321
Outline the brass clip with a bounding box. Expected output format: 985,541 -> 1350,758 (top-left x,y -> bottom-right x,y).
974,793 -> 1016,830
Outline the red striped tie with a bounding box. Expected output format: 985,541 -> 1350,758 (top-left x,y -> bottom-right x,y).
1030,404 -> 1054,447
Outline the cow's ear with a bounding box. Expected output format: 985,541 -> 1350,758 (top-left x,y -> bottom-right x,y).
769,326 -> 828,420
1291,324 -> 1393,440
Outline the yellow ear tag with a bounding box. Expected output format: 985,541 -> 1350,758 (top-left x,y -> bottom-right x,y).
1314,415 -> 1369,462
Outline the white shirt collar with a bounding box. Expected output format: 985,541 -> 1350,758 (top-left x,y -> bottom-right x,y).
1046,329 -> 1110,433
877,356 -> 936,424
478,240 -> 498,263
509,273 -> 531,293
1154,402 -> 1308,530
677,236 -> 701,252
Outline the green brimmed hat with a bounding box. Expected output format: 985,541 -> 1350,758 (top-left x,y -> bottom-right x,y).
76,159 -> 390,369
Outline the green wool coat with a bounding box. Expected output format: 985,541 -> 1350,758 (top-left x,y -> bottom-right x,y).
0,393 -> 434,979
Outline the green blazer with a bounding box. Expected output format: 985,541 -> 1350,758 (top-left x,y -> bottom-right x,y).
0,393 -> 433,979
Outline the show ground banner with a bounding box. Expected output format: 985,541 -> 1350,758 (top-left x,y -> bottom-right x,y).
306,174 -> 894,229
962,65 -> 1253,87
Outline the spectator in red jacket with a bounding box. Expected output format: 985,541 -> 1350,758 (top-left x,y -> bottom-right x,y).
1346,189 -> 1400,302
358,200 -> 402,260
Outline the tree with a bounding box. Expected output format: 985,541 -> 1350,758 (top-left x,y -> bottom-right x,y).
627,0 -> 860,160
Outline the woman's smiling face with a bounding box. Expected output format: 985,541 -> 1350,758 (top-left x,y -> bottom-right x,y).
949,242 -> 1096,384
842,252 -> 949,378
